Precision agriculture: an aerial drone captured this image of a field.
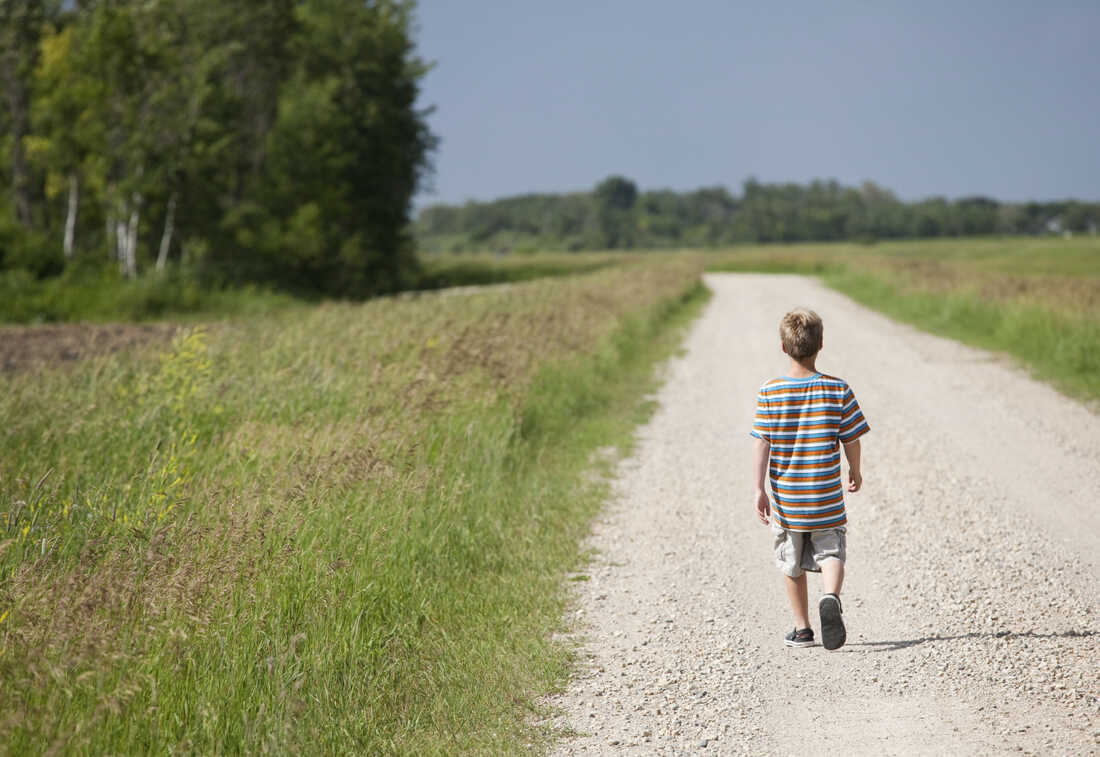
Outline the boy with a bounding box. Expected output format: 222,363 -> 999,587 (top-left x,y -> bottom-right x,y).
750,308 -> 869,650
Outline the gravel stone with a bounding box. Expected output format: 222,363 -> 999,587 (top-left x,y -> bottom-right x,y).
545,274 -> 1100,756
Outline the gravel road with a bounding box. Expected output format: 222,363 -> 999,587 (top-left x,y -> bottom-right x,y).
545,273 -> 1099,756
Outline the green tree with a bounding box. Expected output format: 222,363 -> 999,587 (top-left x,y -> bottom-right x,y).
1061,201 -> 1097,233
255,0 -> 436,293
0,1 -> 60,229
594,175 -> 638,248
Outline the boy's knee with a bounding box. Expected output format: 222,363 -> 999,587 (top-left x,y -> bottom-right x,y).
781,564 -> 804,579
809,527 -> 846,566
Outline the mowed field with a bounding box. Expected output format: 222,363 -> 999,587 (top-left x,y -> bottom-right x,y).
1,236 -> 1097,754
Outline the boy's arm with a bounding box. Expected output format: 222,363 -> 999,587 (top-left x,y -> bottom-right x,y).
752,436 -> 771,524
843,439 -> 862,492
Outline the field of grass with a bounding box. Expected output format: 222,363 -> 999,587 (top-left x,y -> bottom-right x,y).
4,233 -> 1095,752
707,236 -> 1100,402
0,257 -> 706,754
0,252 -> 629,324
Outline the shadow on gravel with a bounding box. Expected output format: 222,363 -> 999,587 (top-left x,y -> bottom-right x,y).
847,629 -> 1098,652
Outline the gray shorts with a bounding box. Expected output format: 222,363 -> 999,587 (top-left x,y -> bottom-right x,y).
771,520 -> 846,578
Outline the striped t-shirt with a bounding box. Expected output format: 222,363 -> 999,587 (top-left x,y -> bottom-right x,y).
750,373 -> 869,531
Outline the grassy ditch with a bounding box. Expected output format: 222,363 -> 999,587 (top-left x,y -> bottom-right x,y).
708,237 -> 1100,403
0,257 -> 706,754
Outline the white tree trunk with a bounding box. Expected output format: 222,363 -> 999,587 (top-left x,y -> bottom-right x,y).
124,192 -> 141,278
63,174 -> 78,259
115,201 -> 128,274
156,191 -> 177,271
106,182 -> 117,260
106,210 -> 116,259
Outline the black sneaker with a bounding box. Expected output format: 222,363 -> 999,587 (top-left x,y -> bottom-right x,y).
783,627 -> 815,647
819,593 -> 846,650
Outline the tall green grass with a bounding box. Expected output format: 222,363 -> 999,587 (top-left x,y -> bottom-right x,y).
0,260 -> 706,754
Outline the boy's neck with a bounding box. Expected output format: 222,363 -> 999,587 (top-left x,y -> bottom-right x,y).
786,356 -> 818,378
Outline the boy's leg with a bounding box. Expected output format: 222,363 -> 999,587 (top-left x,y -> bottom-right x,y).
818,557 -> 846,650
784,573 -> 810,629
812,530 -> 847,650
819,557 -> 844,596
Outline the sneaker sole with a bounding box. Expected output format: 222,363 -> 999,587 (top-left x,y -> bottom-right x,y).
783,639 -> 815,648
819,596 -> 846,650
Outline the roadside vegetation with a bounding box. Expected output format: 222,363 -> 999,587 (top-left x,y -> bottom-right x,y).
708,236 -> 1100,402
0,258 -> 705,754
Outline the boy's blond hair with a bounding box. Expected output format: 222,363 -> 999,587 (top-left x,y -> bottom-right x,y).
779,308 -> 823,358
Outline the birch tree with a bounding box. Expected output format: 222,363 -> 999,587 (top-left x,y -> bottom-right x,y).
80,2 -> 161,277
34,23 -> 98,259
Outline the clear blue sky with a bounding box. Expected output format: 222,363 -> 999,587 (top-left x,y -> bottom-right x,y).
411,0 -> 1100,207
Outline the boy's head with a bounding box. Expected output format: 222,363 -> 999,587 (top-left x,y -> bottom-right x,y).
779,308 -> 823,359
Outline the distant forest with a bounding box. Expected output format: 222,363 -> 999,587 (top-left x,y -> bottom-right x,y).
416,176 -> 1100,253
0,1 -> 434,296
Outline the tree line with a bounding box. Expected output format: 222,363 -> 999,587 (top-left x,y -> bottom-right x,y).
416,176 -> 1100,253
0,0 -> 435,295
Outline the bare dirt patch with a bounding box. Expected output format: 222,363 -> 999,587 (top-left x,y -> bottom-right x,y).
0,322 -> 177,374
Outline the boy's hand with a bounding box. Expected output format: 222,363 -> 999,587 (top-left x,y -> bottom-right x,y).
842,440 -> 862,492
754,490 -> 771,525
